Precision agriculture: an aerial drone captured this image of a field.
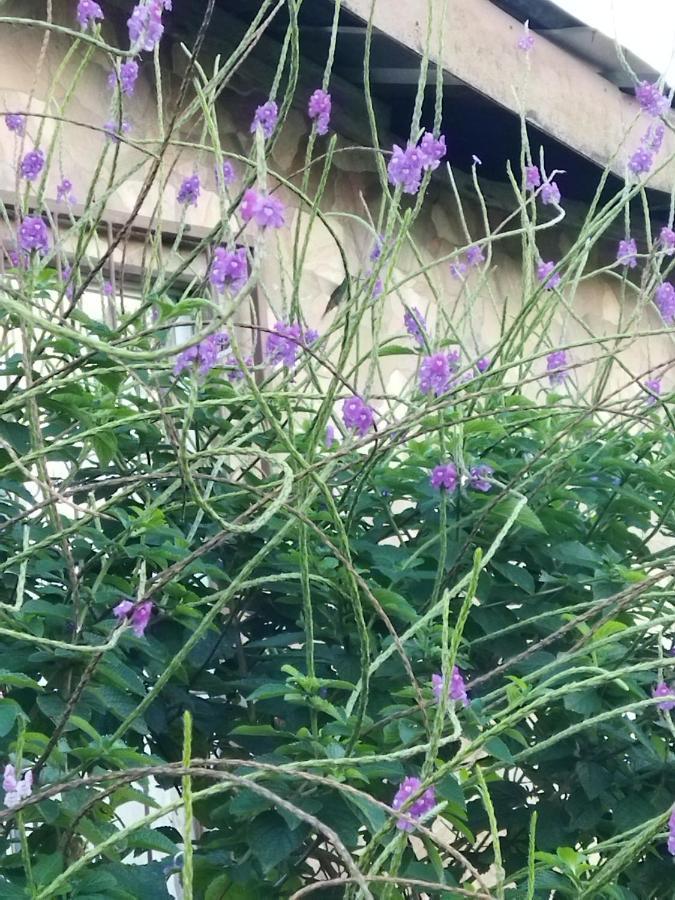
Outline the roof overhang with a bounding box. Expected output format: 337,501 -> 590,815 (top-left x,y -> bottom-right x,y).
341,0 -> 675,194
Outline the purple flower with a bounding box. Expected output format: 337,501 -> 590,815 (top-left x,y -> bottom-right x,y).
388,144 -> 424,195
419,132 -> 447,171
635,81 -> 668,117
266,322 -> 305,368
540,181 -> 561,205
517,20 -> 535,52
653,681 -> 675,711
655,282 -> 675,324
104,119 -> 131,142
475,356 -> 491,374
56,178 -> 76,204
644,122 -> 665,153
342,396 -> 375,436
108,60 -> 140,95
546,350 -> 569,386
372,278 -> 384,298
18,217 -> 49,254
430,463 -> 458,491
113,599 -> 153,636
644,378 -> 661,406
240,188 -> 285,229
388,132 -> 446,195
660,226 -> 675,254
404,307 -> 427,346
218,160 -> 236,186
210,246 -> 248,293
177,173 -> 201,206
392,777 -> 436,832
3,764 -> 33,809
669,809 -> 675,856
173,333 -> 230,376
469,464 -> 493,492
61,264 -> 75,299
432,669 -> 469,706
77,0 -> 103,28
628,146 -> 653,176
419,351 -> 460,396
5,113 -> 25,135
617,238 -> 637,268
128,0 -> 171,53
20,149 -> 45,182
525,165 -> 541,189
370,236 -> 384,262
537,260 -> 560,290
466,245 -> 485,267
224,354 -> 252,382
251,100 -> 278,138
308,89 -> 331,135
326,424 -> 336,448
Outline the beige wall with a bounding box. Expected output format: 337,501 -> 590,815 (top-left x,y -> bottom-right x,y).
0,0 -> 672,402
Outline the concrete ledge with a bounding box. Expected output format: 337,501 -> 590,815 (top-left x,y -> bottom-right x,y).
342,0 -> 675,193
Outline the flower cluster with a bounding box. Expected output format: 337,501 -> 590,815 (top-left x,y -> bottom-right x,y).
547,350 -> 569,386
655,282 -> 675,324
432,668 -> 469,706
540,180 -> 561,206
240,188 -> 285,229
251,100 -> 278,138
210,247 -> 248,293
18,217 -> 49,254
635,81 -> 668,117
652,681 -> 675,712
20,149 -> 45,182
392,777 -> 436,832
342,396 -> 375,436
113,599 -> 154,637
660,226 -> 675,254
469,464 -> 493,492
57,178 -> 76,204
173,333 -> 230,377
404,307 -> 427,346
5,113 -> 25,135
104,119 -> 131,142
628,120 -> 666,177
475,356 -> 491,374
128,0 -> 172,53
108,60 -> 140,96
669,809 -> 675,856
308,89 -> 331,135
430,463 -> 458,491
387,131 -> 447,195
525,165 -> 541,189
3,764 -> 33,809
616,238 -> 637,268
221,354 -> 251,382
451,244 -> 486,278
644,378 -> 662,406
419,350 -> 460,396
76,0 -> 103,29
266,322 -> 317,368
537,260 -> 561,290
218,160 -> 236,187
177,174 -> 201,206
517,20 -> 535,52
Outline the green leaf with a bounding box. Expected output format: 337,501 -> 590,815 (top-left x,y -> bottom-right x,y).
371,587 -> 418,624
126,827 -> 178,855
249,812 -> 305,874
0,699 -> 22,737
345,793 -> 387,833
492,497 -> 547,533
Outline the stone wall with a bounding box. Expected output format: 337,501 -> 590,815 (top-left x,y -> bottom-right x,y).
0,0 -> 671,402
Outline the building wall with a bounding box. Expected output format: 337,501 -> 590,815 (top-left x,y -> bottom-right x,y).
0,0 -> 671,405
